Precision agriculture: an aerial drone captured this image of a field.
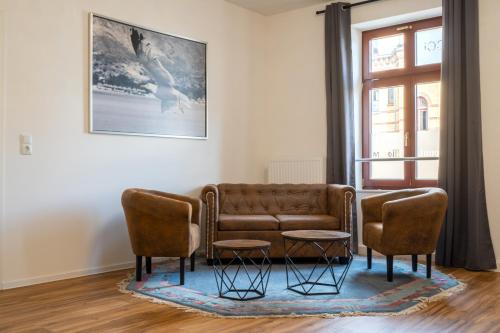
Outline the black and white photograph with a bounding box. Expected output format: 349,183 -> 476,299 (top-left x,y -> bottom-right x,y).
90,14 -> 207,138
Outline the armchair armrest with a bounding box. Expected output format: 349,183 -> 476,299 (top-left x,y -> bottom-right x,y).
201,184 -> 219,259
122,189 -> 192,221
146,189 -> 202,225
380,190 -> 447,254
327,184 -> 356,233
361,190 -> 422,224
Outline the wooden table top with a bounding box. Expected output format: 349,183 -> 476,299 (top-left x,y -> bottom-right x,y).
281,230 -> 351,241
213,239 -> 271,250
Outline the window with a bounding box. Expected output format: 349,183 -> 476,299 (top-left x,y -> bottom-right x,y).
362,17 -> 442,189
417,96 -> 429,130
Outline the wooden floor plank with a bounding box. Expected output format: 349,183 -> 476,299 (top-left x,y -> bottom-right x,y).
0,267 -> 499,332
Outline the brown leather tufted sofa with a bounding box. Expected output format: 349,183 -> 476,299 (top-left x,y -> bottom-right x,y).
362,188 -> 448,282
201,184 -> 356,261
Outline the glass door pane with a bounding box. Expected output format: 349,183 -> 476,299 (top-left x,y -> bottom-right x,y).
415,81 -> 440,179
370,34 -> 405,72
369,85 -> 405,179
415,27 -> 443,66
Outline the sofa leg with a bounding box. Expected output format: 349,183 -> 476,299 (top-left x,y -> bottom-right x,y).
146,257 -> 152,274
190,252 -> 196,272
180,257 -> 185,285
386,255 -> 393,282
367,248 -> 372,269
412,254 -> 418,272
426,254 -> 432,278
136,256 -> 142,282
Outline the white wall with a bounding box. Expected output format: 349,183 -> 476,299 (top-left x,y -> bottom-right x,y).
249,0 -> 500,263
249,0 -> 442,181
479,0 -> 500,269
0,10 -> 5,289
0,0 -> 265,288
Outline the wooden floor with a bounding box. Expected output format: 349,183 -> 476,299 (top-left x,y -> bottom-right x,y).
0,265 -> 499,333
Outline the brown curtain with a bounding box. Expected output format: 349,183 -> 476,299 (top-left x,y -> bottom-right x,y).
325,3 -> 357,252
436,0 -> 497,270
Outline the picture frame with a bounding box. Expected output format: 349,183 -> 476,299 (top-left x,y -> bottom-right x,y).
89,13 -> 207,139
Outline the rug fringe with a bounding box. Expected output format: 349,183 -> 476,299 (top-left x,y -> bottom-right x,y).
117,273 -> 467,319
117,274 -> 218,317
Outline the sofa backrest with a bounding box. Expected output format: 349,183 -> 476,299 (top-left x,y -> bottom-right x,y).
218,184 -> 328,215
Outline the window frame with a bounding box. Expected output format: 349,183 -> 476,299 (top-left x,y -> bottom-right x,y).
362,17 -> 442,190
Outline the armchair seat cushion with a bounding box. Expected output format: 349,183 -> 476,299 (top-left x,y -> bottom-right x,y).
189,224 -> 201,254
363,222 -> 383,251
276,214 -> 340,230
218,214 -> 279,231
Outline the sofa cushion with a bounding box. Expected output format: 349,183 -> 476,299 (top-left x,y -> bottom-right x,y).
218,214 -> 280,231
276,215 -> 340,231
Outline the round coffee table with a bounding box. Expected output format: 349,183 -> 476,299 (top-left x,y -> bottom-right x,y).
212,239 -> 272,301
282,230 -> 352,295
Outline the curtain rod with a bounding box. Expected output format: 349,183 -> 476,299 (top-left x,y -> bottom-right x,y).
316,0 -> 381,15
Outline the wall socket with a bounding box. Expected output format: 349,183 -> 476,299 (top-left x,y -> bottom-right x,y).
20,134 -> 32,155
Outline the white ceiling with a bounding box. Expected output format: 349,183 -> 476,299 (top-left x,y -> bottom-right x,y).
226,0 -> 331,16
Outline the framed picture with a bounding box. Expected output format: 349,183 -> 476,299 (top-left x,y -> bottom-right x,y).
89,13 -> 207,139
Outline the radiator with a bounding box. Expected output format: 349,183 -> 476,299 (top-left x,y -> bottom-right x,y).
267,159 -> 325,184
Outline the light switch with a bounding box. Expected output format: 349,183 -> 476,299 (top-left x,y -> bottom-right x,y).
20,134 -> 32,155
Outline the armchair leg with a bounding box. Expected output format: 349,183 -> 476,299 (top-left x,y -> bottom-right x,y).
190,252 -> 196,272
146,257 -> 152,274
136,256 -> 142,282
426,254 -> 432,278
180,257 -> 185,285
412,254 -> 418,272
386,255 -> 393,282
367,248 -> 372,269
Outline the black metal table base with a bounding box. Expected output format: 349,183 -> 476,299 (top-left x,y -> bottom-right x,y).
284,239 -> 353,295
213,247 -> 272,301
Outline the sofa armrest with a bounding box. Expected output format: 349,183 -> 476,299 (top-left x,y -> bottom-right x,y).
201,184 -> 219,259
327,184 -> 356,233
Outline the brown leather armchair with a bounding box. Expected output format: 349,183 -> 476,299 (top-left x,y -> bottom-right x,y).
121,188 -> 201,284
361,188 -> 448,282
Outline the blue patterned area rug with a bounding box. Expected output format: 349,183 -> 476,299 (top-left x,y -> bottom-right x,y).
119,257 -> 465,318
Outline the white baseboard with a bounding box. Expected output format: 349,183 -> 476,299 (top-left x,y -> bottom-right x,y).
2,261 -> 135,290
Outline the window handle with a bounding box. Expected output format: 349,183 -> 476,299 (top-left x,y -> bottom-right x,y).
405,132 -> 409,147
396,25 -> 413,31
